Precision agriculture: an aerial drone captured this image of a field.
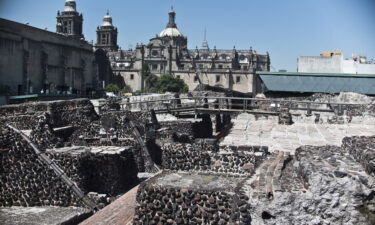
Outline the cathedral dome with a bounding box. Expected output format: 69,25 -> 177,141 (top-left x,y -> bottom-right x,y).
159,27 -> 183,37
102,12 -> 113,27
158,7 -> 183,38
64,0 -> 76,12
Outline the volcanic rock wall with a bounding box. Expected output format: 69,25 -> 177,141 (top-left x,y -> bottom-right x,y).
247,144 -> 375,225
46,146 -> 138,196
47,99 -> 99,127
157,121 -> 195,143
161,143 -> 268,176
29,113 -> 64,150
157,118 -> 213,143
133,172 -> 251,224
342,136 -> 375,176
0,127 -> 83,207
0,99 -> 99,130
162,143 -> 212,171
0,127 -> 138,207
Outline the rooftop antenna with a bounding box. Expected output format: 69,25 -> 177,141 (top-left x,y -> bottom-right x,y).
204,28 -> 207,41
106,9 -> 109,15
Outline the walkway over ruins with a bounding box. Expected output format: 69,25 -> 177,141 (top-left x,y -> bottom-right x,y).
114,96 -> 363,116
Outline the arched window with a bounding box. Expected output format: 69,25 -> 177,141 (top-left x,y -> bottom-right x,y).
152,50 -> 158,56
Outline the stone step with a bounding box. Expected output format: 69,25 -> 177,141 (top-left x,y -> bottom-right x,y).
265,151 -> 284,200
273,152 -> 289,192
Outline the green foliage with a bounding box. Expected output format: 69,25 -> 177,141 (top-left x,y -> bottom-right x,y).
145,73 -> 159,93
105,83 -> 120,93
156,74 -> 189,93
122,84 -> 132,93
141,64 -> 189,93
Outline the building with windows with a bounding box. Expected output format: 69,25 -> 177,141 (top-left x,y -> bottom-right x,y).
96,8 -> 271,94
0,0 -> 125,97
0,0 -> 96,96
298,51 -> 375,74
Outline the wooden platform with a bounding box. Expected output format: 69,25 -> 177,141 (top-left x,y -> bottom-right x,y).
79,185 -> 139,225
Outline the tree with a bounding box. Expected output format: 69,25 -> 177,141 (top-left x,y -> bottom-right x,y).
122,84 -> 132,93
155,74 -> 189,93
105,83 -> 120,93
145,73 -> 159,93
141,64 -> 189,93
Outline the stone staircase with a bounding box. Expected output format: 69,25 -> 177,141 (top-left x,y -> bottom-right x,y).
251,150 -> 290,200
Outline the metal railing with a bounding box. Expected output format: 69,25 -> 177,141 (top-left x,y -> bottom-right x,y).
118,96 -> 366,116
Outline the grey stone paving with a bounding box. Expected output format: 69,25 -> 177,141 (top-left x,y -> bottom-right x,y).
221,113 -> 375,154
0,206 -> 91,225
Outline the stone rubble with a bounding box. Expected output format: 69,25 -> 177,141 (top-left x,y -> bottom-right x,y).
247,143 -> 375,225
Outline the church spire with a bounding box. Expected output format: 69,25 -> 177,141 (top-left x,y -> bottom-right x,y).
167,6 -> 177,28
201,28 -> 209,50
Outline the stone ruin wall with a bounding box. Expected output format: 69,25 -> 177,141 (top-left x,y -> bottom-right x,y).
133,173 -> 252,225
0,127 -> 83,207
0,126 -> 139,208
47,147 -> 138,197
261,92 -> 375,117
161,143 -> 268,176
0,99 -> 144,209
342,136 -> 375,177
242,135 -> 375,225
0,99 -> 99,130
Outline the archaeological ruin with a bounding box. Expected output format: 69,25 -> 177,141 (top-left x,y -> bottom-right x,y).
0,91 -> 375,225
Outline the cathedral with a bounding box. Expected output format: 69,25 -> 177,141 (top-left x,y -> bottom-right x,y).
0,0 -> 270,96
95,7 -> 271,94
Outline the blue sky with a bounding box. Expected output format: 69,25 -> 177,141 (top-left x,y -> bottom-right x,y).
1,0 -> 374,71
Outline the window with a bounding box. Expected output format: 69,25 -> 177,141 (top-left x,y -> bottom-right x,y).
152,50 -> 158,56
152,64 -> 158,71
243,66 -> 248,71
101,34 -> 107,45
199,64 -> 204,69
216,75 -> 220,83
130,74 -> 134,80
176,75 -> 181,79
194,76 -> 199,82
218,64 -> 223,69
236,76 -> 241,83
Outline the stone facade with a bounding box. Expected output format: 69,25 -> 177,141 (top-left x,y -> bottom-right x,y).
0,18 -> 97,95
97,8 -> 271,94
0,0 -> 128,96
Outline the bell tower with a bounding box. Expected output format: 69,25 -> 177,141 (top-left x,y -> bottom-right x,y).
96,11 -> 119,51
56,0 -> 84,39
